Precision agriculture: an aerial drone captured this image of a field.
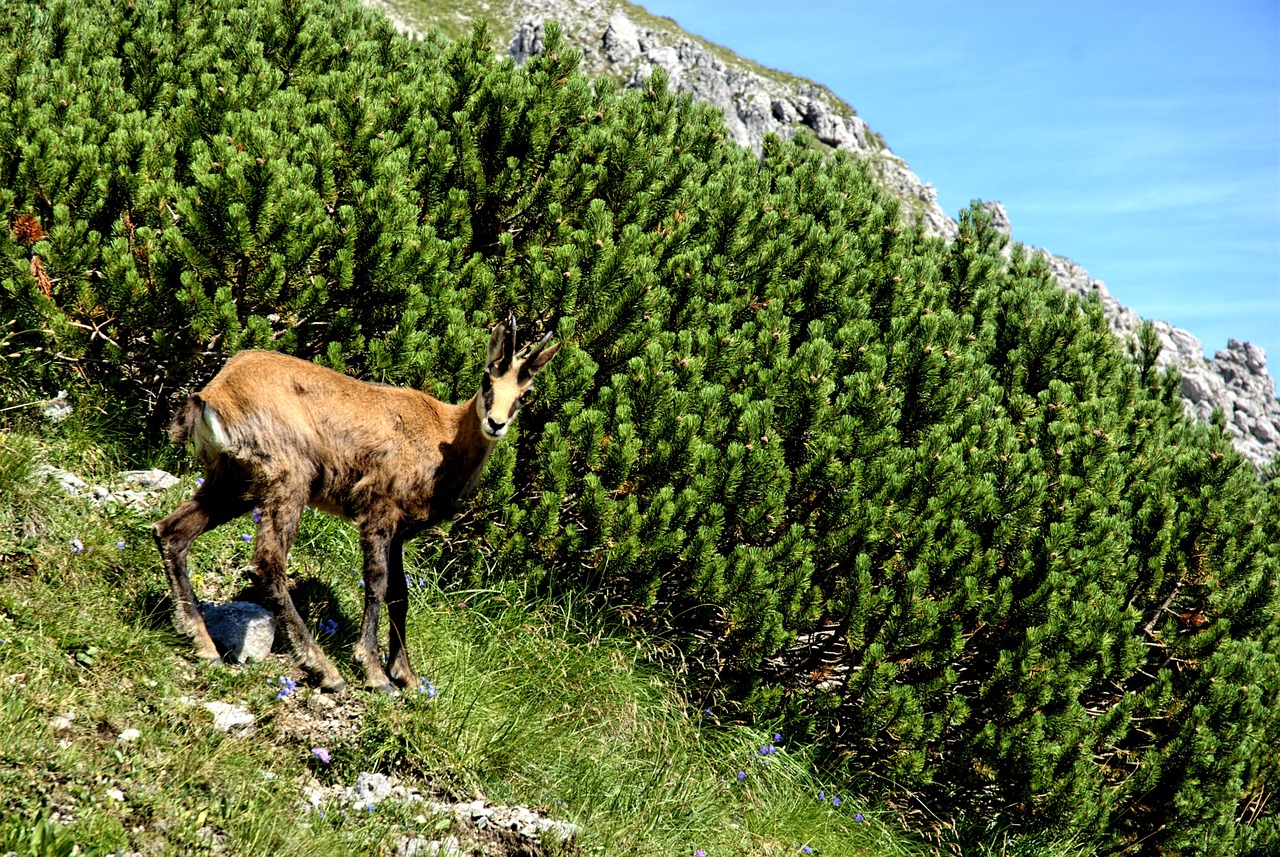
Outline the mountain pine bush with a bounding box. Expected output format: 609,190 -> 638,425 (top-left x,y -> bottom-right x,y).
1,0 -> 1275,851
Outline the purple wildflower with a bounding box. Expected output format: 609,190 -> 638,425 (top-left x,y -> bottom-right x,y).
69,539 -> 84,554
774,733 -> 782,742
854,812 -> 864,823
311,747 -> 331,765
273,675 -> 298,699
737,770 -> 746,782
319,618 -> 338,636
240,533 -> 252,543
252,508 -> 261,523
817,790 -> 825,802
832,796 -> 842,808
694,851 -> 706,857
418,678 -> 438,698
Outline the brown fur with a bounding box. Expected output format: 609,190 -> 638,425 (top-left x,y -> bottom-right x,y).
153,318 -> 558,692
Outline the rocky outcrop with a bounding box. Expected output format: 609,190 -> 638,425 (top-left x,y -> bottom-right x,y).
1048,252 -> 1280,469
363,0 -> 1279,471
507,3 -> 957,240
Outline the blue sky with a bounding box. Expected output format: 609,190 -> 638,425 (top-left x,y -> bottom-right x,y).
636,0 -> 1280,377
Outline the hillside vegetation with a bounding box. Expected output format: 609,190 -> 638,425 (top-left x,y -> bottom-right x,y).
1,0 -> 1277,852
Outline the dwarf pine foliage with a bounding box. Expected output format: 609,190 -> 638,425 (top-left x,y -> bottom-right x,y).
1,0 -> 1276,850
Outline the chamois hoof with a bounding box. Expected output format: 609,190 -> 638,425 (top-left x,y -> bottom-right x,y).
196,652 -> 224,668
320,677 -> 346,694
369,681 -> 398,695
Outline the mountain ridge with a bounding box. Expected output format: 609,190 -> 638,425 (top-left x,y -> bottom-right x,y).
365,0 -> 1280,471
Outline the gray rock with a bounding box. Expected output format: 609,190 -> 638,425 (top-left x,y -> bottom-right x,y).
183,698 -> 255,733
602,10 -> 640,63
40,466 -> 88,496
119,469 -> 180,491
198,602 -> 276,664
41,390 -> 72,421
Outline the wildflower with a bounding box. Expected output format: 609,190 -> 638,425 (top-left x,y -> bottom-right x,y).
817,790 -> 825,801
694,851 -> 706,857
854,813 -> 864,823
196,477 -> 204,487
240,533 -> 252,543
319,618 -> 338,636
800,847 -> 813,855
273,675 -> 298,699
252,508 -> 261,523
832,796 -> 842,808
69,539 -> 84,554
774,733 -> 782,742
311,747 -> 331,765
116,541 -> 126,550
736,770 -> 746,782
418,678 -> 438,698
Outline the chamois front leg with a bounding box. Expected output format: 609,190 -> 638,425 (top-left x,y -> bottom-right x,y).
384,533 -> 418,690
256,499 -> 346,693
153,474 -> 254,664
356,522 -> 398,693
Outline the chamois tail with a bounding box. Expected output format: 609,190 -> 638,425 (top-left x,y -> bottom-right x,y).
169,397 -> 202,446
170,395 -> 229,463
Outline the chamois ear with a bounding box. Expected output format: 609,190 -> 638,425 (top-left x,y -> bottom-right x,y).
487,315 -> 515,373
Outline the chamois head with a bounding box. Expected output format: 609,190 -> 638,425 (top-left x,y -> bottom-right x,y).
479,314 -> 559,441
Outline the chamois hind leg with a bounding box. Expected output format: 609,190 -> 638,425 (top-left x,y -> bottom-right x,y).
355,522 -> 398,693
384,534 -> 418,690
254,494 -> 346,693
153,465 -> 254,664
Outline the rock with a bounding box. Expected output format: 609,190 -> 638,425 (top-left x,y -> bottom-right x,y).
40,465 -> 181,508
196,699 -> 255,733
304,771 -> 580,853
49,711 -> 76,732
119,469 -> 180,491
41,390 -> 72,421
40,466 -> 88,496
350,771 -> 398,811
198,602 -> 276,664
602,10 -> 640,63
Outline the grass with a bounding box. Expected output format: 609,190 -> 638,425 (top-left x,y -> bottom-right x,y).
0,426 -> 924,856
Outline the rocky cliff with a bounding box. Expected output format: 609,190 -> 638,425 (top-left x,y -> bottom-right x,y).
367,0 -> 1280,472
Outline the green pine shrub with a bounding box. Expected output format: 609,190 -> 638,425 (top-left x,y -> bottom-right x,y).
0,0 -> 1275,851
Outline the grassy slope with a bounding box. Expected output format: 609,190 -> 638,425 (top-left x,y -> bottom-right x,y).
0,428 -> 927,856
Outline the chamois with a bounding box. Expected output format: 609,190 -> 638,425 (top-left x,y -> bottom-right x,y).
153,316 -> 559,693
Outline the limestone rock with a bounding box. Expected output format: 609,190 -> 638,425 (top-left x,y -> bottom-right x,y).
198,601 -> 276,664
